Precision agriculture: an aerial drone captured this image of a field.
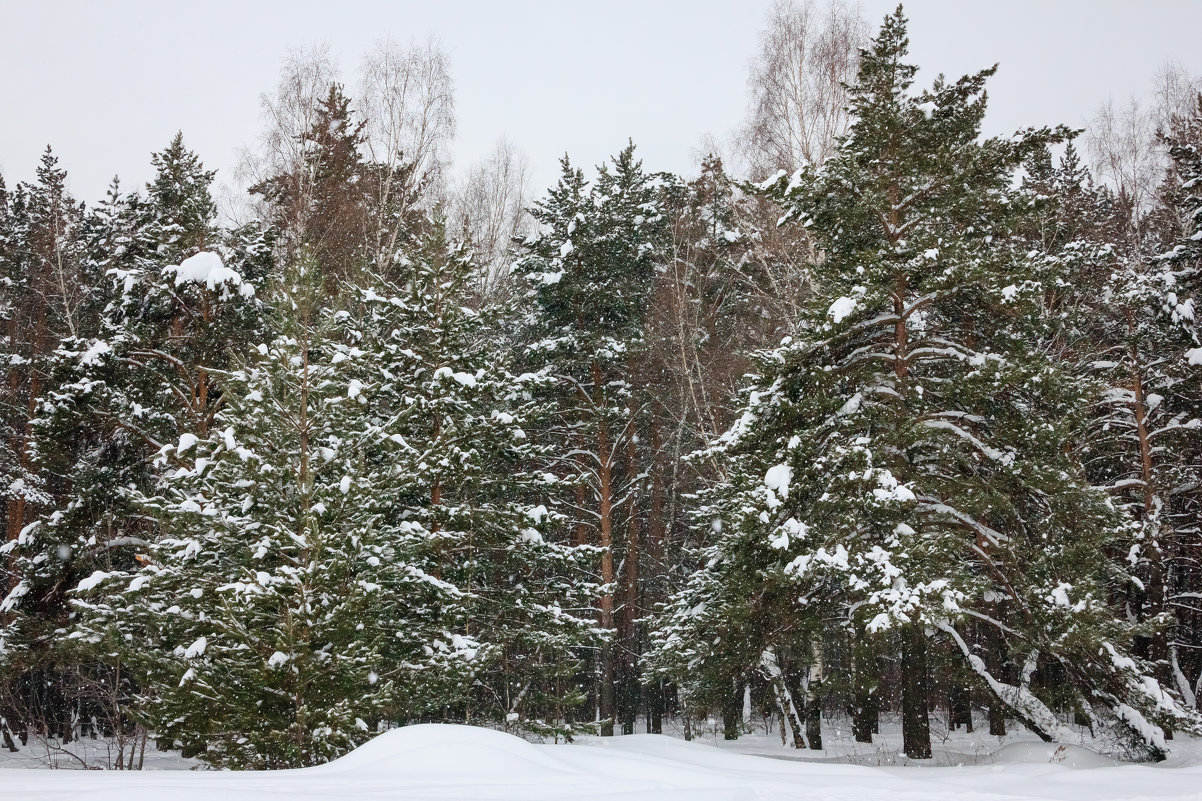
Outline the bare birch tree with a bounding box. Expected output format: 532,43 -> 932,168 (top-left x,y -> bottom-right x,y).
742,0 -> 867,178
450,138 -> 533,303
1087,62 -> 1202,232
237,45 -> 339,252
358,38 -> 455,272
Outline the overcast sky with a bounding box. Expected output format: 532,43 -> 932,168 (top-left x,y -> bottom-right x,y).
3,0 -> 1202,206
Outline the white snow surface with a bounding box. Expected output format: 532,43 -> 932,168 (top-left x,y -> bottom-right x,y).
4,723 -> 1202,800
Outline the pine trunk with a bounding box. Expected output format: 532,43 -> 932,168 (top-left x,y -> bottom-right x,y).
595,384 -> 616,736
950,685 -> 973,732
901,625 -> 932,759
722,679 -> 741,740
646,679 -> 663,734
851,643 -> 878,743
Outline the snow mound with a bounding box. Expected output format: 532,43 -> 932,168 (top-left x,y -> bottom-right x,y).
318,724 -> 577,779
992,741 -> 1118,769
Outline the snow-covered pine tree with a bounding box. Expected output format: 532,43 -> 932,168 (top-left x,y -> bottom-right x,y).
346,213 -> 601,736
0,151 -> 84,710
73,247 -> 480,768
0,178 -> 141,744
0,171 -> 36,659
1030,117 -> 1202,720
1114,103 -> 1202,706
0,148 -> 82,562
651,6 -> 1199,762
514,144 -> 668,735
1,137 -> 265,747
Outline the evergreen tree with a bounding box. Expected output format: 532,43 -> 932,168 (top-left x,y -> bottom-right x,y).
651,6 -> 1199,761
72,250 -> 475,768
1,138 -> 263,744
514,144 -> 668,735
348,214 -> 601,736
0,148 -> 82,555
1,149 -> 84,686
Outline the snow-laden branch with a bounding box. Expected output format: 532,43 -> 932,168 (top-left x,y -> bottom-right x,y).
938,620 -> 1076,743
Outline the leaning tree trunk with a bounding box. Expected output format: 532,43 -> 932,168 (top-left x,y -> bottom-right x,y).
761,648 -> 805,748
984,619 -> 1008,736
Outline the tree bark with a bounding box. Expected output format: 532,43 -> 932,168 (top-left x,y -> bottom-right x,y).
805,645 -> 823,750
722,678 -> 741,740
594,362 -> 616,736
901,624 -> 932,759
619,437 -> 640,735
851,642 -> 878,743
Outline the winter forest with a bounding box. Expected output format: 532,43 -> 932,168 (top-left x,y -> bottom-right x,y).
2,0 -> 1202,783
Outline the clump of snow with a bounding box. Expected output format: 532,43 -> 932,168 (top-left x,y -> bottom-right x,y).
764,463 -> 793,500
872,469 -> 916,502
79,339 -> 112,366
183,636 -> 207,659
433,366 -> 477,387
165,252 -> 254,296
827,296 -> 858,323
838,393 -> 862,416
74,570 -> 114,593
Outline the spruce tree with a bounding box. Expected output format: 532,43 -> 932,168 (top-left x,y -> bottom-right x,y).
0,150 -> 86,740
2,138 -> 264,744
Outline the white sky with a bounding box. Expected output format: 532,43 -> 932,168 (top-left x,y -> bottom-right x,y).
3,0 -> 1202,205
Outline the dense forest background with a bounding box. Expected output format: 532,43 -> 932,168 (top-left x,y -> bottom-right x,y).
1,1 -> 1200,769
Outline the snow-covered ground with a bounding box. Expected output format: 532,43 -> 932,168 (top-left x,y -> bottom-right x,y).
3,722 -> 1202,801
